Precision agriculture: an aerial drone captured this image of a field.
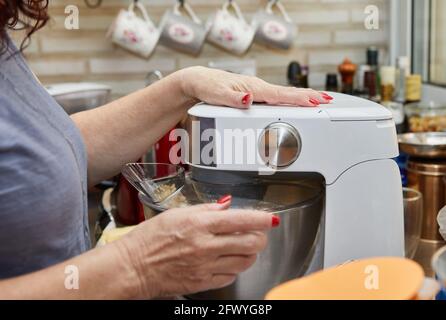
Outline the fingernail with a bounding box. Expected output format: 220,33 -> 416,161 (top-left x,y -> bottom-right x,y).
272,215 -> 280,228
309,98 -> 320,106
217,195 -> 232,204
242,93 -> 252,105
322,93 -> 333,100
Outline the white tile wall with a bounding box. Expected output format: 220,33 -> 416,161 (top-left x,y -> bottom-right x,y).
13,0 -> 390,97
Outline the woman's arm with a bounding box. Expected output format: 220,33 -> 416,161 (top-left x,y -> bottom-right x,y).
71,66 -> 330,186
0,203 -> 274,299
0,240 -> 138,299
71,70 -> 192,187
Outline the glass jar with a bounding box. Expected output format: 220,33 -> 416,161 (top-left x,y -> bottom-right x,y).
406,102 -> 446,133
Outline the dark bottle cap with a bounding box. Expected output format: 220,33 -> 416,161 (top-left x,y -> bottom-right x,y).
287,61 -> 302,81
325,73 -> 339,91
367,47 -> 379,66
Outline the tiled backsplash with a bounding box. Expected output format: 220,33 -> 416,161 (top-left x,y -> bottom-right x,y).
12,0 -> 389,98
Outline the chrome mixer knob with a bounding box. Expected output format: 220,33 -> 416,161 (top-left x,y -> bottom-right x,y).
259,123 -> 301,168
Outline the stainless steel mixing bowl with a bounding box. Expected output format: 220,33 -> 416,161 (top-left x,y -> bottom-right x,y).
139,178 -> 324,300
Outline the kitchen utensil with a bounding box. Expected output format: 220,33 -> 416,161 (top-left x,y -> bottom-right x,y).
432,246 -> 446,299
46,82 -> 111,115
403,188 -> 423,258
265,257 -> 425,300
122,163 -> 185,205
206,0 -> 255,55
405,102 -> 446,133
107,0 -> 160,58
137,172 -> 325,300
252,0 -> 295,50
398,132 -> 446,158
159,0 -> 206,56
181,92 -> 404,299
406,159 -> 446,241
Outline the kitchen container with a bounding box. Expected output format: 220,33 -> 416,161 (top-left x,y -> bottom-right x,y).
403,188 -> 423,258
46,82 -> 111,115
122,163 -> 186,205
407,160 -> 446,241
399,133 -> 446,242
265,257 -> 425,300
126,163 -> 325,300
405,102 -> 446,133
399,132 -> 446,158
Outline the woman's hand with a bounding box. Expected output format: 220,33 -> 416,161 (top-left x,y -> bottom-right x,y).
179,66 -> 333,109
115,201 -> 275,299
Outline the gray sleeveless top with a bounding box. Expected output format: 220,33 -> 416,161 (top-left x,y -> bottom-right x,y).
0,37 -> 90,278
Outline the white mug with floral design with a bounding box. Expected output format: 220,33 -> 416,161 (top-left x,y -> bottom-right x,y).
206,0 -> 255,55
252,0 -> 296,50
159,1 -> 206,56
108,1 -> 160,58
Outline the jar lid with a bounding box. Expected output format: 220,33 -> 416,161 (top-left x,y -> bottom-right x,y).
406,101 -> 446,117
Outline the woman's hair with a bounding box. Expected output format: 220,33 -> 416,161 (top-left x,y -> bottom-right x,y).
0,0 -> 49,53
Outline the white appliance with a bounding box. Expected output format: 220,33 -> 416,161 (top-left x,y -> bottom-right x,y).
187,92 -> 405,268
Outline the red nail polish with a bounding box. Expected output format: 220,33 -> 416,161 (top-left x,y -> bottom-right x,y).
272,215 -> 280,228
322,93 -> 333,100
242,93 -> 251,105
309,98 -> 320,106
217,195 -> 232,204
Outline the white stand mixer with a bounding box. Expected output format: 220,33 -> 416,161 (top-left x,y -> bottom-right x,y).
186,92 -> 405,269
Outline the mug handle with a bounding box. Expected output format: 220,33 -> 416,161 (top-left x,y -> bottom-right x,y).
223,0 -> 248,24
266,0 -> 292,23
128,1 -> 152,23
173,1 -> 202,25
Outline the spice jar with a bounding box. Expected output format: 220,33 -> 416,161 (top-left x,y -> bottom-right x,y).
406,74 -> 422,103
338,58 -> 357,94
406,102 -> 446,132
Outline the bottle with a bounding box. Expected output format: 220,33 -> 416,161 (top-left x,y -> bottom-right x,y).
338,58 -> 357,95
366,47 -> 381,101
405,74 -> 422,103
355,65 -> 371,97
325,73 -> 339,92
287,61 -> 308,88
395,56 -> 410,103
380,66 -> 396,103
364,70 -> 381,102
367,47 -> 379,71
301,66 -> 309,88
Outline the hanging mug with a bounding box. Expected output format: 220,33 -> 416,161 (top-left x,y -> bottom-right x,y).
107,1 -> 160,58
252,0 -> 296,50
159,1 -> 206,56
206,0 -> 255,55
